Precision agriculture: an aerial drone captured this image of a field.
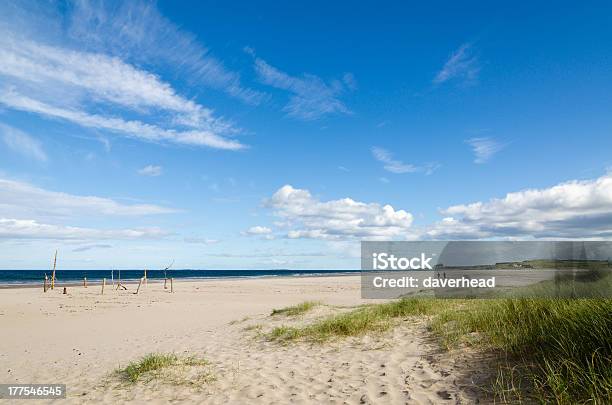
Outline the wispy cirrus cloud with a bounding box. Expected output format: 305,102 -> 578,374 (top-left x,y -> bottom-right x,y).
0,218 -> 169,241
465,137 -> 505,163
138,165 -> 163,177
372,147 -> 439,175
433,42 -> 480,86
0,123 -> 46,161
0,1 -> 249,150
249,49 -> 354,120
0,177 -> 177,219
72,244 -> 112,252
0,89 -> 244,150
67,0 -> 265,105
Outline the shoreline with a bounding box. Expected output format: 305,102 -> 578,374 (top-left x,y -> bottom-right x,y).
0,270 -> 361,289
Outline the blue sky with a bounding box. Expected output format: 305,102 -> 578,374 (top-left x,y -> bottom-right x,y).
1,0 -> 612,269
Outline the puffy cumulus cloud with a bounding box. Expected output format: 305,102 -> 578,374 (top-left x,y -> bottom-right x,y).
0,218 -> 169,241
427,173 -> 612,239
265,185 -> 413,240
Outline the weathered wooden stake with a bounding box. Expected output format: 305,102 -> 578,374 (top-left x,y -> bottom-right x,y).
44,275 -> 48,292
83,277 -> 88,288
101,278 -> 106,295
51,250 -> 57,290
135,277 -> 144,294
143,269 -> 147,287
170,277 -> 174,293
164,278 -> 168,289
62,287 -> 67,294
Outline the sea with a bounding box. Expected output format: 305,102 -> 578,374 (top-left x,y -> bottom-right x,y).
0,269 -> 361,287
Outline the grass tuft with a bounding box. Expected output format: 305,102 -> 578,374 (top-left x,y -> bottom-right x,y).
119,353 -> 179,383
117,353 -> 210,384
271,301 -> 322,316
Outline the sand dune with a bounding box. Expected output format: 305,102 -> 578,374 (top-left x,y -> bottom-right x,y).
0,276 -> 492,404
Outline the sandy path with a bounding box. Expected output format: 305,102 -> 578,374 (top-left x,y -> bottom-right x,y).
0,276 -> 491,404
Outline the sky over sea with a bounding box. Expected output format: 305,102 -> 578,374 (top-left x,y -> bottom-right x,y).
1,1 -> 612,269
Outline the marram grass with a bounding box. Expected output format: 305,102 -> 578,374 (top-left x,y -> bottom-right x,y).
268,297 -> 611,403
271,300 -> 322,316
117,352 -> 210,383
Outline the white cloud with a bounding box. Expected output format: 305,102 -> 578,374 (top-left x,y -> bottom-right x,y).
0,218 -> 168,241
67,0 -> 264,105
72,244 -> 112,252
465,137 -> 505,164
244,226 -> 272,235
433,42 -> 480,85
427,173 -> 612,239
0,89 -> 244,150
252,54 -> 353,120
264,185 -> 413,240
0,3 -> 248,151
372,147 -> 439,175
0,178 -> 176,219
0,123 -> 46,161
184,237 -> 219,245
138,165 -> 163,177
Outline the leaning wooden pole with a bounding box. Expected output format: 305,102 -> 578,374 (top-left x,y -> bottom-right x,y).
135,277 -> 144,294
51,250 -> 57,290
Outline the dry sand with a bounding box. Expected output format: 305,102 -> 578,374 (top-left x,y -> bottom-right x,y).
1,276 -> 492,404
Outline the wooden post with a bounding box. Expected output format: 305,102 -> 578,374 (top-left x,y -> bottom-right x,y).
135,277 -> 144,294
170,277 -> 174,293
143,269 -> 147,287
101,278 -> 106,295
62,287 -> 67,294
83,277 -> 87,288
51,250 -> 57,290
44,274 -> 48,292
164,278 -> 167,289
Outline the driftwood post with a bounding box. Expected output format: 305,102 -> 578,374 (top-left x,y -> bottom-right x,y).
170,277 -> 174,293
135,277 -> 144,294
83,277 -> 87,288
51,250 -> 57,290
164,278 -> 167,289
101,278 -> 106,295
44,274 -> 48,292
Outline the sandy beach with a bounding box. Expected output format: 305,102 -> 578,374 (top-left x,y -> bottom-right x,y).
1,275 -> 491,404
